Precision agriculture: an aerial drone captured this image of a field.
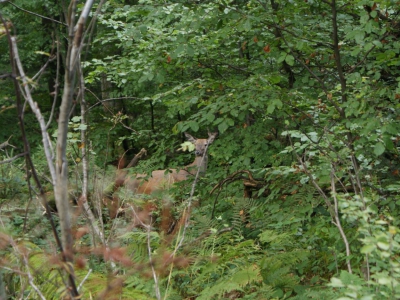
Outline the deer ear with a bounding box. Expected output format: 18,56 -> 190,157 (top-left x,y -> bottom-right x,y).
207,132 -> 218,143
184,132 -> 196,143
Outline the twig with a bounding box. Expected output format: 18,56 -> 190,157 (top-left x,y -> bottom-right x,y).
164,143 -> 212,300
85,88 -> 138,133
4,0 -> 67,26
288,133 -> 352,273
5,234 -> 46,300
210,170 -> 265,218
147,215 -> 161,300
77,269 -> 92,291
11,37 -> 57,184
0,7 -> 64,271
0,135 -> 16,149
126,148 -> 147,169
86,94 -> 146,111
183,227 -> 233,251
31,53 -> 55,83
330,166 -> 352,273
174,143 -> 211,251
46,32 -> 61,129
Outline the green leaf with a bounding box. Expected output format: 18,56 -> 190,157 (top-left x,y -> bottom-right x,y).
269,75 -> 281,84
383,136 -> 394,151
175,44 -> 185,55
285,54 -> 295,66
377,241 -> 390,251
267,103 -> 275,114
360,244 -> 375,254
218,120 -> 229,133
382,123 -> 398,135
76,124 -> 88,131
267,99 -> 282,114
277,53 -> 286,63
71,116 -> 82,122
189,121 -> 199,132
226,118 -> 234,126
377,276 -> 392,285
243,18 -> 251,31
187,46 -> 195,57
339,270 -> 364,285
138,24 -> 148,34
206,113 -> 215,122
329,277 -> 344,287
373,142 -> 385,156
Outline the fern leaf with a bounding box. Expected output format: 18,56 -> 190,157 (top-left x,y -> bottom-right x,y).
196,264 -> 262,300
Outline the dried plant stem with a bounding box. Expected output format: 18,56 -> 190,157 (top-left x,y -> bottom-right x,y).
330,167 -> 352,274
6,235 -> 46,300
78,269 -> 92,292
147,216 -> 161,300
288,136 -> 352,274
164,145 -> 210,299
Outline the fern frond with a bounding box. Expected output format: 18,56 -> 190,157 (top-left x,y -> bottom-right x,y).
290,286 -> 339,300
197,264 -> 262,300
260,258 -> 298,290
179,211 -> 227,257
79,271 -> 154,299
230,197 -> 261,237
119,230 -> 160,262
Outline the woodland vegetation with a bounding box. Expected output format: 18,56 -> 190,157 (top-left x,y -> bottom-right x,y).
0,0 -> 400,299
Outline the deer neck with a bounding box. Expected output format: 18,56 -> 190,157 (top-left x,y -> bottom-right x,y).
186,155 -> 208,176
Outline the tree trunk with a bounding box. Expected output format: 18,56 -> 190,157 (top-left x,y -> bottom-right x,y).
53,0 -> 96,297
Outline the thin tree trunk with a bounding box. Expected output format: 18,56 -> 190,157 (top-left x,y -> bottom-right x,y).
78,63 -> 106,244
54,0 -> 95,297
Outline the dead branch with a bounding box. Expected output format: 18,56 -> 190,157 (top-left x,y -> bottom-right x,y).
0,152 -> 27,164
210,170 -> 266,198
126,148 -> 147,168
210,170 -> 267,219
183,226 -> 233,252
0,135 -> 16,150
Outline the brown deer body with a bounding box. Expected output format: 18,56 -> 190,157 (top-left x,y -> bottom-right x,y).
106,132 -> 217,218
124,132 -> 217,194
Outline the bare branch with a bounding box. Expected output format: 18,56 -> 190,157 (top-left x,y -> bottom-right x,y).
0,10 -> 64,274
169,143 -> 212,257
85,88 -> 138,133
147,217 -> 161,300
11,37 -> 57,185
46,32 -> 61,129
2,230 -> 46,300
0,135 -> 16,149
0,152 -> 27,164
126,148 -> 147,168
330,166 -> 352,274
77,269 -> 92,292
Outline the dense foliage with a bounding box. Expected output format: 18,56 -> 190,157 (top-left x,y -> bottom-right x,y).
0,0 -> 400,299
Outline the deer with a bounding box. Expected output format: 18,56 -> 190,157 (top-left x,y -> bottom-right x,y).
124,132 -> 218,194
106,132 -> 218,218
